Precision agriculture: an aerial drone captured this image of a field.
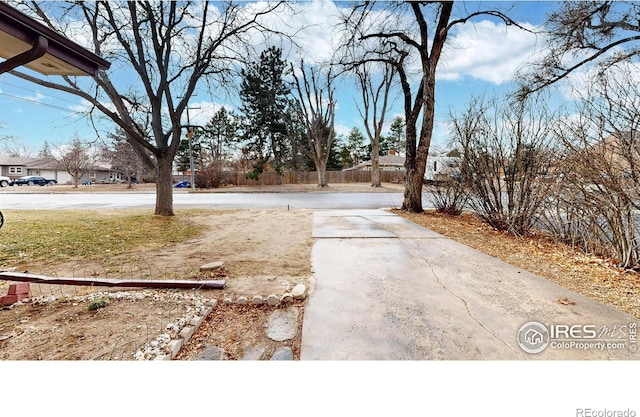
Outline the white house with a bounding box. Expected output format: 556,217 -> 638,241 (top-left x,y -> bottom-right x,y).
424,155 -> 461,182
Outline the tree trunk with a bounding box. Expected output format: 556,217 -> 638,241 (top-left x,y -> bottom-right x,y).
155,152 -> 174,216
402,109 -> 422,212
316,160 -> 328,187
402,75 -> 435,213
371,141 -> 381,187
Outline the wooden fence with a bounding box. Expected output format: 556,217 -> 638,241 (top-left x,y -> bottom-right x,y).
218,170 -> 405,186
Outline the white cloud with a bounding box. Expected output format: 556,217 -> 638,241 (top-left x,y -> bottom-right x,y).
68,99 -> 98,114
247,0 -> 344,64
439,20 -> 543,85
334,123 -> 352,139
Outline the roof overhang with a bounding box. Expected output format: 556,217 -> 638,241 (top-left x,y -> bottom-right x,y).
0,3 -> 110,76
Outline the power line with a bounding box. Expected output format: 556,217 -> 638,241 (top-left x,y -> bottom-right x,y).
0,91 -> 84,114
0,80 -> 80,105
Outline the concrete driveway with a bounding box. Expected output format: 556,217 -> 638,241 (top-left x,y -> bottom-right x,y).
301,209 -> 639,360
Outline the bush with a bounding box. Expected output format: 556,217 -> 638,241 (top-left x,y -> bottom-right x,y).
195,161 -> 225,189
451,95 -> 558,235
88,298 -> 108,311
426,177 -> 469,215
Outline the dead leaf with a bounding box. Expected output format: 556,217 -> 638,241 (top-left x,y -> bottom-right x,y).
558,297 -> 576,305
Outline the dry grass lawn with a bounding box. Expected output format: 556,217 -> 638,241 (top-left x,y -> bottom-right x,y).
397,209 -> 640,319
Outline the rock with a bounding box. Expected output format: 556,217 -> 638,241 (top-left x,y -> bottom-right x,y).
197,345 -> 226,360
266,294 -> 280,306
167,339 -> 183,358
281,293 -> 293,304
200,261 -> 225,272
179,325 -> 195,340
251,295 -> 265,305
236,296 -> 248,305
291,283 -> 307,300
265,307 -> 299,342
241,346 -> 267,360
270,347 -> 294,360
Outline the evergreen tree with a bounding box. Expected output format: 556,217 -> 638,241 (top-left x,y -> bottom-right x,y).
346,127 -> 368,165
385,116 -> 406,155
203,107 -> 240,165
239,46 -> 292,177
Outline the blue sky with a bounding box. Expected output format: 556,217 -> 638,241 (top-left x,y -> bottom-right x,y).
0,1 -> 560,155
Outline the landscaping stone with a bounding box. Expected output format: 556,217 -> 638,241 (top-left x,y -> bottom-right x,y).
179,325 -> 195,340
200,261 -> 224,272
241,346 -> 267,360
270,347 -> 294,360
291,283 -> 307,300
251,295 -> 265,305
265,306 -> 299,342
190,316 -> 204,328
281,293 -> 293,304
167,339 -> 183,358
197,345 -> 226,360
266,294 -> 280,306
236,296 -> 248,305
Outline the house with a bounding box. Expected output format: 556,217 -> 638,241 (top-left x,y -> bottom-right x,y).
0,155 -> 37,178
344,150 -> 406,172
0,155 -> 122,184
424,155 -> 461,182
346,150 -> 461,182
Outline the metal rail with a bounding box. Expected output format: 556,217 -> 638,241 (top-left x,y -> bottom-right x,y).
0,271 -> 225,290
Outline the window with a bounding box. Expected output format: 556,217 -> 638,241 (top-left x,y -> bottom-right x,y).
89,171 -> 96,179
9,166 -> 23,175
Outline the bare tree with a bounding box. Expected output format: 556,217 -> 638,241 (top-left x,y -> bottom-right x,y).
0,128 -> 35,157
54,137 -> 96,188
9,1 -> 287,215
342,2 -> 523,212
517,1 -> 640,97
106,128 -> 143,188
290,60 -> 336,187
353,61 -> 396,187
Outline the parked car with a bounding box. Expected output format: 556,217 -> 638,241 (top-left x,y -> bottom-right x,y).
10,176 -> 56,186
174,180 -> 190,188
0,175 -> 10,187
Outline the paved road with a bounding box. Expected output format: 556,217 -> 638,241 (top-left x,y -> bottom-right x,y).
301,209 -> 639,359
0,191 -> 414,210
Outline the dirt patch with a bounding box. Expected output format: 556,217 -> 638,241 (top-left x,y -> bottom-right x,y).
174,302 -> 305,361
4,208 -> 313,298
0,291 -> 207,360
0,209 -> 313,360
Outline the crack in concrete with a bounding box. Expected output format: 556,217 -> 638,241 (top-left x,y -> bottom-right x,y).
401,239 -> 525,359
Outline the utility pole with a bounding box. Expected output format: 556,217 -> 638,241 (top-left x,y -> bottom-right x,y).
185,104 -> 200,190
